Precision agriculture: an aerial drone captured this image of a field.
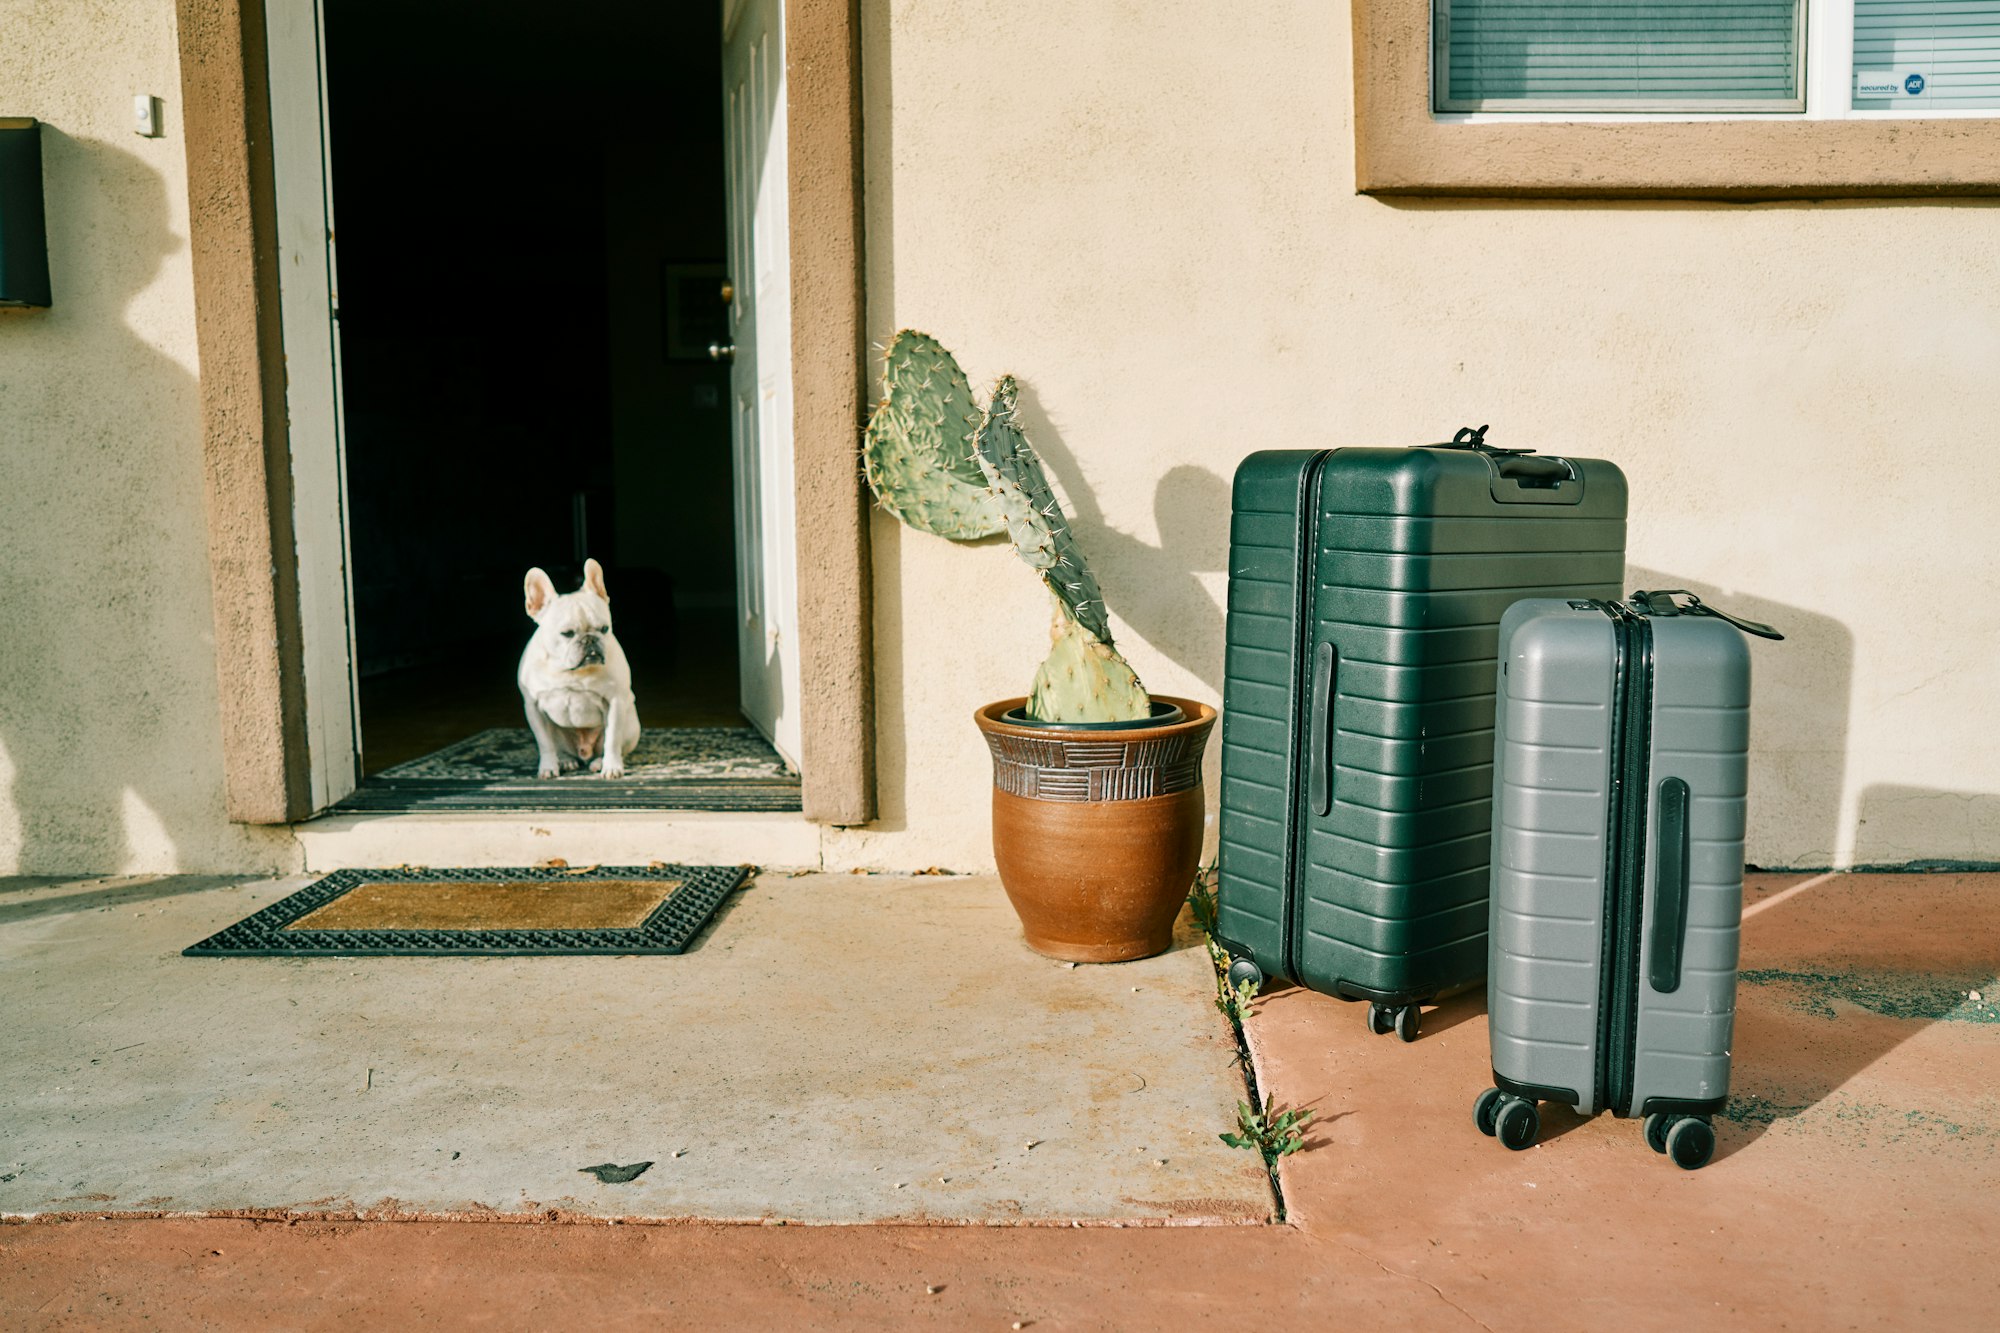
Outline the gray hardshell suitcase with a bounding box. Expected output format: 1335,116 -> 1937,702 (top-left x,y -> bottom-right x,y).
1215,429 -> 1627,1041
1474,591 -> 1781,1169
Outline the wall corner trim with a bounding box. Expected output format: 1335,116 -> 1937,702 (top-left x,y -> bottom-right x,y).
786,0 -> 877,825
177,0 -> 314,823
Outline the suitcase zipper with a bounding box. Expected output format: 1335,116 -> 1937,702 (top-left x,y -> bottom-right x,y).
1282,451 -> 1333,987
1593,601 -> 1654,1117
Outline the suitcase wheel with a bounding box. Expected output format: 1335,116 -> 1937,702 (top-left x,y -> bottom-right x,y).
1663,1116 -> 1716,1171
1495,1097 -> 1539,1151
1474,1087 -> 1504,1138
1366,1002 -> 1422,1040
1226,957 -> 1264,994
1643,1112 -> 1672,1155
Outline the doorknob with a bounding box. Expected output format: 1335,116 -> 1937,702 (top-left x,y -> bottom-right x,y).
708,342 -> 735,362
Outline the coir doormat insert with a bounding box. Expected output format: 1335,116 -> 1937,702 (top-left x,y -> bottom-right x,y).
183,864 -> 748,957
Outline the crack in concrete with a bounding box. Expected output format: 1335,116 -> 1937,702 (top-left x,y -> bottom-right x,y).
1219,999 -> 1288,1224
1330,1237 -> 1495,1333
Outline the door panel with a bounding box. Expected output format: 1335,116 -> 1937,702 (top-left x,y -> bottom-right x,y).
266,0 -> 360,811
723,0 -> 802,768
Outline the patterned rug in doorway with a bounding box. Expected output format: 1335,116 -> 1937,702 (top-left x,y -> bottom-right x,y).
336,727 -> 801,813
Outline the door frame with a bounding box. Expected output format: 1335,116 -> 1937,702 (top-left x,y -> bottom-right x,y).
174,0 -> 876,825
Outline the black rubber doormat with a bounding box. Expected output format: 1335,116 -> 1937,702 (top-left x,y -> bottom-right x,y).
336,728 -> 801,814
182,864 -> 749,957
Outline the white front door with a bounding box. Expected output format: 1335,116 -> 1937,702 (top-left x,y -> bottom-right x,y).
265,0 -> 360,811
722,0 -> 802,769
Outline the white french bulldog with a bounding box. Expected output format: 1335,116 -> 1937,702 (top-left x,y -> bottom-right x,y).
518,558 -> 641,779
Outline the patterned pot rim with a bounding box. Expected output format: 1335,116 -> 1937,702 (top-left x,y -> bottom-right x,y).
973,696 -> 1216,744
974,696 -> 1217,805
997,700 -> 1186,731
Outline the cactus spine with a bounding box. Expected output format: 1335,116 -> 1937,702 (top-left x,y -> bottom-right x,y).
861,332 -> 1152,725
861,331 -> 1006,540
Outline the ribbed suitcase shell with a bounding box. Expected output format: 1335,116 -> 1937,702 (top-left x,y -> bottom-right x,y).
1216,446 -> 1627,1018
1488,600 -> 1749,1118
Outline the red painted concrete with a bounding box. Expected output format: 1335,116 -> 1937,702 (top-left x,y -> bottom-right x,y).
1246,872 -> 2000,1329
0,1219 -> 1435,1329
5,872 -> 1995,1328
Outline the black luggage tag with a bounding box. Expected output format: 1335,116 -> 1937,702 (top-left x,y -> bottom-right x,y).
1430,424 -> 1537,456
1629,589 -> 1784,641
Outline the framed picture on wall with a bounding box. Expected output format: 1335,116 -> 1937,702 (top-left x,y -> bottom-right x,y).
661,261 -> 730,361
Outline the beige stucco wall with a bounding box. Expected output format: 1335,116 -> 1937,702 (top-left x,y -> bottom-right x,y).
0,0 -> 298,874
3,0 -> 1994,875
829,0 -> 2000,873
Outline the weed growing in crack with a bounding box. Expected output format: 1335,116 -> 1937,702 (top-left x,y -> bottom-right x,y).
1187,861 -> 1220,938
1220,1095 -> 1313,1161
1206,938 -> 1260,1026
1187,862 -> 1298,1219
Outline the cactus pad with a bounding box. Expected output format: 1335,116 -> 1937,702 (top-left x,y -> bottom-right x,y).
1028,594 -> 1151,724
974,376 -> 1113,645
861,330 -> 1006,540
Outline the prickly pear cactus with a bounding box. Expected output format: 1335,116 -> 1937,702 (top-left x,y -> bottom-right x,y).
862,335 -> 1153,725
861,330 -> 1006,540
1028,593 -> 1152,724
973,375 -> 1112,645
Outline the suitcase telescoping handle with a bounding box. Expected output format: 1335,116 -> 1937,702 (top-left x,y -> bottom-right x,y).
1629,590 -> 1785,640
1308,642 -> 1336,817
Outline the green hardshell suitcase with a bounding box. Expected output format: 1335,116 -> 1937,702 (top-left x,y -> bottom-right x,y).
1215,428 -> 1627,1040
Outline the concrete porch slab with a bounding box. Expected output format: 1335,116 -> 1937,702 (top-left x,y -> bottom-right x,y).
0,873 -> 1268,1224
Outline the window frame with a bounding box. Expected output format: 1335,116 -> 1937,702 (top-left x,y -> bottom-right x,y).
1350,0 -> 2000,197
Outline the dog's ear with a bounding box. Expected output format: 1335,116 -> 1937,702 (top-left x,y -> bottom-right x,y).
524,568 -> 557,618
583,557 -> 609,601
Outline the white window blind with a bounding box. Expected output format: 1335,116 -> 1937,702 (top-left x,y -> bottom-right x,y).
1853,1 -> 2000,108
1435,1 -> 1805,110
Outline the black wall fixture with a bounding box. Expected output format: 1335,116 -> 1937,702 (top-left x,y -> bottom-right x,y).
0,118 -> 52,308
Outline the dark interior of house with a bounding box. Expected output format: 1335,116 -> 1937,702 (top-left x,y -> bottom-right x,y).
323,0 -> 740,774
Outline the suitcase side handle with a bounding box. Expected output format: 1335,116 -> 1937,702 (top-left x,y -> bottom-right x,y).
1648,777 -> 1693,994
1428,426 -> 1587,503
1308,641 -> 1337,818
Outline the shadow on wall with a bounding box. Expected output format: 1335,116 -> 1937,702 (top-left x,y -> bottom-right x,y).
1009,380 -> 1230,696
0,130 -> 230,872
1627,568 -> 1851,870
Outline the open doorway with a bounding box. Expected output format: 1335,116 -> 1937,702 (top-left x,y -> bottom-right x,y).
315,0 -> 799,812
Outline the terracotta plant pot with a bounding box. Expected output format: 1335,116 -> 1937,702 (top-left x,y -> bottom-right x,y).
973,695 -> 1217,963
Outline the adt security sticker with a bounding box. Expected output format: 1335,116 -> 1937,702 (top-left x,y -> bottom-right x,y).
1855,70 -> 1929,99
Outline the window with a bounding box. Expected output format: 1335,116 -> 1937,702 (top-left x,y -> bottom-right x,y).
1852,1 -> 2000,109
1433,0 -> 2000,115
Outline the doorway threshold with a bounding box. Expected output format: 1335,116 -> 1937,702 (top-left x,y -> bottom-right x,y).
335,779 -> 802,815
293,809 -> 820,874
